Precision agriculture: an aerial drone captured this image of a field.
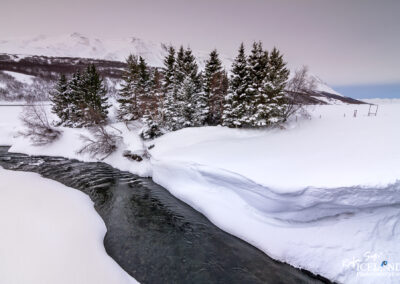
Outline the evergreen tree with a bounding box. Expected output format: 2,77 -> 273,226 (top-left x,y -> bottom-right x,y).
50,74 -> 69,125
117,54 -> 139,121
175,46 -> 186,86
66,70 -> 85,126
248,42 -> 270,126
150,68 -> 163,115
223,43 -> 249,127
135,56 -> 152,117
162,46 -> 179,130
176,76 -> 203,128
204,49 -> 226,125
263,47 -> 290,124
182,47 -> 207,124
140,110 -> 163,140
81,64 -> 109,124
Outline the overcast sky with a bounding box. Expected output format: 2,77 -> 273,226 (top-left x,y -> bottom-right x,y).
1,0 -> 399,87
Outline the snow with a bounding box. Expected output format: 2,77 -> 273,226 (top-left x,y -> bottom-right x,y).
150,103 -> 400,191
1,100 -> 400,283
0,167 -> 137,284
3,70 -> 35,85
313,75 -> 343,96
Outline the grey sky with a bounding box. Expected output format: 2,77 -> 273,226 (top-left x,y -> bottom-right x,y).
1,0 -> 399,85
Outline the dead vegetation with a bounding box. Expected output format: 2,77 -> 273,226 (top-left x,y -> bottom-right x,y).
19,103 -> 62,145
77,125 -> 122,160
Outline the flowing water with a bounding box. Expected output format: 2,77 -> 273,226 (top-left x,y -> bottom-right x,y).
0,146 -> 329,284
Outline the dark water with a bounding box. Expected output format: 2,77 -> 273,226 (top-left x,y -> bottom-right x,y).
0,146 -> 329,284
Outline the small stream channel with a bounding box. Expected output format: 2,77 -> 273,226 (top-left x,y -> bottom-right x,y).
0,146 -> 330,284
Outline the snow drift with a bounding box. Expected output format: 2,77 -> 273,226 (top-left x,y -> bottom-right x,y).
0,167 -> 137,284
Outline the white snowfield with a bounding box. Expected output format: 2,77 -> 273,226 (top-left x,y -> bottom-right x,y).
0,167 -> 137,284
1,99 -> 400,284
3,70 -> 35,85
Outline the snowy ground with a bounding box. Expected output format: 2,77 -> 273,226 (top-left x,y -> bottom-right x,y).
0,167 -> 137,284
1,100 -> 400,283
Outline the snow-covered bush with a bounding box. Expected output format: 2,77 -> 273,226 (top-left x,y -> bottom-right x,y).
140,113 -> 163,140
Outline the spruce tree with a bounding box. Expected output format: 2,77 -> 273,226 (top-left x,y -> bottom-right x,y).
162,46 -> 179,130
81,64 -> 109,124
162,46 -> 176,96
263,47 -> 290,124
176,76 -> 202,128
175,46 -> 186,86
204,49 -> 226,125
149,68 -> 163,115
135,56 -> 151,117
66,70 -> 85,126
140,110 -> 163,139
223,43 -> 249,127
117,54 -> 139,121
50,74 -> 69,125
248,42 -> 270,126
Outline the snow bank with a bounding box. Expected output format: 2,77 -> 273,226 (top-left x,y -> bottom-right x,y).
0,167 -> 137,284
148,101 -> 400,283
150,103 -> 400,191
0,105 -> 23,145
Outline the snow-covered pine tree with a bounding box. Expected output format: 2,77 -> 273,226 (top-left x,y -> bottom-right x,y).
223,43 -> 249,128
140,68 -> 164,139
176,76 -> 202,128
81,64 -> 109,125
175,46 -> 186,87
248,42 -> 270,126
65,70 -> 85,126
203,49 -> 227,125
174,47 -> 207,127
162,46 -> 179,131
149,68 -> 163,115
263,47 -> 290,124
50,74 -> 69,125
140,110 -> 163,140
135,56 -> 152,117
117,54 -> 139,121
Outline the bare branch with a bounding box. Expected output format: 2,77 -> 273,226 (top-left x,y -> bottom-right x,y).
77,125 -> 122,160
19,103 -> 62,145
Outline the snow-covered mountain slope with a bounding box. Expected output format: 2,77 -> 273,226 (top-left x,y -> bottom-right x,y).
0,33 -> 229,69
313,75 -> 342,96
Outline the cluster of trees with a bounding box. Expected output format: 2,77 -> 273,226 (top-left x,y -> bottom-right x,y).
224,43 -> 289,127
51,64 -> 109,127
116,42 -> 289,138
50,42 -> 291,139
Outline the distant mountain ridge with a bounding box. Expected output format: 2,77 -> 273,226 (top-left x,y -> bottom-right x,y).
0,33 -> 228,69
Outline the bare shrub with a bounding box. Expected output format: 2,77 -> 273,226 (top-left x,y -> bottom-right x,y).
287,66 -> 317,94
284,66 -> 316,121
77,125 -> 122,160
19,103 -> 62,145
